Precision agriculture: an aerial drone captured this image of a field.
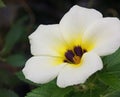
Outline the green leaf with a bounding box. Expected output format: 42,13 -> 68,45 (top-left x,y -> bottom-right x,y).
100,88 -> 120,97
0,70 -> 20,87
6,53 -> 27,67
0,0 -> 5,7
102,48 -> 120,77
26,81 -> 73,97
98,73 -> 120,90
103,48 -> 120,68
92,48 -> 120,96
70,91 -> 90,97
0,17 -> 27,56
104,91 -> 120,97
0,89 -> 19,97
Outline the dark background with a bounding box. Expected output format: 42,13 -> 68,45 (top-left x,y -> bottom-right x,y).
0,0 -> 120,97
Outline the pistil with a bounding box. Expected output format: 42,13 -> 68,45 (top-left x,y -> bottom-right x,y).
73,56 -> 81,64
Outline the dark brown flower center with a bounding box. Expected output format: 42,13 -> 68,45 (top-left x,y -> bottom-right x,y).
64,46 -> 86,64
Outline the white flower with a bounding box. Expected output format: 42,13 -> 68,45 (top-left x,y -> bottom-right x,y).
22,5 -> 120,88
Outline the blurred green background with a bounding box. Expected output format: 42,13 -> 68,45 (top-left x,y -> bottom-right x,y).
0,0 -> 120,97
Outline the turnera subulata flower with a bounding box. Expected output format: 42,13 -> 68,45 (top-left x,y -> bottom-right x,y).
23,5 -> 120,88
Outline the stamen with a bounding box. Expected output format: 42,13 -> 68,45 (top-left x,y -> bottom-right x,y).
73,56 -> 81,64
64,46 -> 87,64
65,50 -> 75,63
74,46 -> 83,57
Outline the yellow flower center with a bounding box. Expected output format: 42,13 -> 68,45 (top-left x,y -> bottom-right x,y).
64,46 -> 86,64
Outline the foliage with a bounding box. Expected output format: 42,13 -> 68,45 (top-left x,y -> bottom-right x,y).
0,0 -> 5,7
25,81 -> 73,97
0,17 -> 27,56
0,89 -> 19,97
6,53 -> 26,67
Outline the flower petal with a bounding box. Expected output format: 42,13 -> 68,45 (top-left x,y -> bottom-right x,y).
82,18 -> 120,56
60,5 -> 103,44
57,52 -> 103,88
29,24 -> 67,56
23,56 -> 65,84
